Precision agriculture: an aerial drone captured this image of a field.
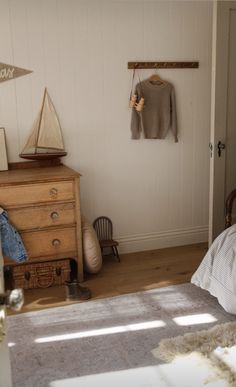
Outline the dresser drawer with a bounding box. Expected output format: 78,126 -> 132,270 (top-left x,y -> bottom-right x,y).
21,227 -> 77,259
8,203 -> 75,231
0,181 -> 74,207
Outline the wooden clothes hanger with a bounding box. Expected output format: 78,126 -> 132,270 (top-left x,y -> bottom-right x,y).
148,67 -> 165,84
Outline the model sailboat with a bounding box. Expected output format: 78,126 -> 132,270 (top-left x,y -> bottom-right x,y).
20,88 -> 67,160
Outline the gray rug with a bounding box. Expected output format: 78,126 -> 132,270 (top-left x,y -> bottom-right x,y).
8,283 -> 236,387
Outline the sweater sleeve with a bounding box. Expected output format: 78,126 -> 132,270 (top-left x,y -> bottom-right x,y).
130,84 -> 141,139
170,86 -> 178,143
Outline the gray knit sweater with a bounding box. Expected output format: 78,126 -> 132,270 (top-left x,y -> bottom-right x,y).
131,80 -> 178,142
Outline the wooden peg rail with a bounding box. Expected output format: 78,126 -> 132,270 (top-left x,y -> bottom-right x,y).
128,62 -> 199,69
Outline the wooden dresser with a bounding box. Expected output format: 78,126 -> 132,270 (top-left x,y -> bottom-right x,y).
0,164 -> 83,282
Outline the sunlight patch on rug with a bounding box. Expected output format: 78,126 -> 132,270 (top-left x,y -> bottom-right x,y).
35,319 -> 166,343
173,313 -> 217,326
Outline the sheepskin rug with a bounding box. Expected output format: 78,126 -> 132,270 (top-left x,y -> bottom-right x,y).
152,321 -> 236,384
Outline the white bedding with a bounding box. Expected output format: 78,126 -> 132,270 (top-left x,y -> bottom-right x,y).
191,224 -> 236,314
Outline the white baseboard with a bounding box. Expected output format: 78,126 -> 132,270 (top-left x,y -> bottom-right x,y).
116,225 -> 208,254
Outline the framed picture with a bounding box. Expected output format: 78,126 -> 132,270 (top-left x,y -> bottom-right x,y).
0,128 -> 8,171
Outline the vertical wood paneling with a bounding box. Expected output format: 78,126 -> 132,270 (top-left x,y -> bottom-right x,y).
179,1 -> 198,228
23,0 -> 45,149
191,1 -> 212,227
8,0 -> 32,156
0,0 -> 19,160
0,0 -> 213,251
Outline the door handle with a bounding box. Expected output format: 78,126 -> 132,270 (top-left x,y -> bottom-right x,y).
209,143 -> 213,157
217,141 -> 226,157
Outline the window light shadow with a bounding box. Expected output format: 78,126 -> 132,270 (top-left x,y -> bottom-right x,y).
8,342 -> 16,347
173,313 -> 217,326
23,294 -> 153,327
35,320 -> 166,343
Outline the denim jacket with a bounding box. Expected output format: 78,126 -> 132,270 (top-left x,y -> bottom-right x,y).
0,207 -> 28,263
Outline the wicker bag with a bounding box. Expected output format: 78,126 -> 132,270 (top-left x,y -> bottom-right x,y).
12,259 -> 71,289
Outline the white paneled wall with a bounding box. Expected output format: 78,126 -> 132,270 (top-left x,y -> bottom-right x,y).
0,0 -> 212,252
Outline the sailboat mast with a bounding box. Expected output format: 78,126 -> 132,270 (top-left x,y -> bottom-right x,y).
35,87 -> 47,154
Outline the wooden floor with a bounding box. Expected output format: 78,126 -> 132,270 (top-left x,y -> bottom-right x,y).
9,243 -> 207,315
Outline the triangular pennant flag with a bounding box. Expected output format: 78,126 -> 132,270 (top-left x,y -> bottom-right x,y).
0,62 -> 32,83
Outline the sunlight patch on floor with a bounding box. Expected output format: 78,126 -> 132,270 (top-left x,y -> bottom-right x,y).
35,320 -> 166,343
173,313 -> 217,326
49,352 -> 228,387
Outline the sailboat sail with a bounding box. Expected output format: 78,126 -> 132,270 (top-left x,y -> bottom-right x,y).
21,113 -> 41,155
20,88 -> 66,160
37,92 -> 64,150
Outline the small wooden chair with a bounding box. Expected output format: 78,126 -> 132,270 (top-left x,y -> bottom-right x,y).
93,216 -> 120,262
225,189 -> 236,228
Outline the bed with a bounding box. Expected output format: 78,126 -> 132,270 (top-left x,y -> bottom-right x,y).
191,189 -> 236,314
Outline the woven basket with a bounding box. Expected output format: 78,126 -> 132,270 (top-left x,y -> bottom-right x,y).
12,259 -> 71,289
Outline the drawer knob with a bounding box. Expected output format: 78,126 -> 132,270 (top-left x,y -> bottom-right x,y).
52,239 -> 61,247
50,188 -> 58,198
51,211 -> 59,220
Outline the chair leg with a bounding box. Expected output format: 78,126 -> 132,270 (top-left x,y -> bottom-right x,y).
113,246 -> 120,262
111,246 -> 116,258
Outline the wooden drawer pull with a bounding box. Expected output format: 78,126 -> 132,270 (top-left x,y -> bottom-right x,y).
50,211 -> 59,220
52,239 -> 61,247
50,188 -> 58,198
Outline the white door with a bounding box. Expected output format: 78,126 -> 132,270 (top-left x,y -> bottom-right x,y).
209,0 -> 236,243
0,239 -> 13,387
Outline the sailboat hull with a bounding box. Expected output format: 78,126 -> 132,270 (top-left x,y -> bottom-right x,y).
19,152 -> 67,161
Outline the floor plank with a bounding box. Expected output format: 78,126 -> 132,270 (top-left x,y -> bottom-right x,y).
8,243 -> 207,315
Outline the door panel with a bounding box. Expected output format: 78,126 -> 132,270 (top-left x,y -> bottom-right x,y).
209,1 -> 236,243
226,9 -> 236,197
